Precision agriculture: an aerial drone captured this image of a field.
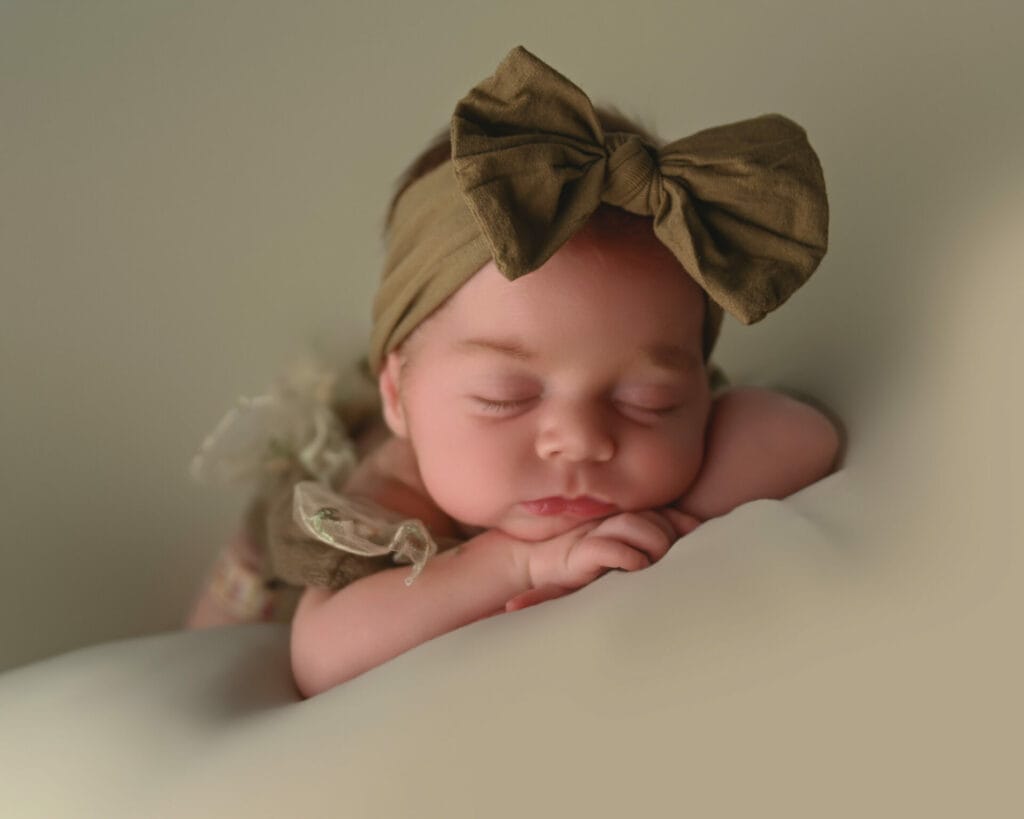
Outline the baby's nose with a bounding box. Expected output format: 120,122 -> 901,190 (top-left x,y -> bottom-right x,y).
534,400 -> 615,463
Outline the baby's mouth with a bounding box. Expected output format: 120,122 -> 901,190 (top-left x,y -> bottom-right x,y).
520,496 -> 618,519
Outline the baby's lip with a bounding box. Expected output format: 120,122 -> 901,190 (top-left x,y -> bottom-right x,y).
520,496 -> 618,518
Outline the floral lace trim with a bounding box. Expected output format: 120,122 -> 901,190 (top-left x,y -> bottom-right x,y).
207,549 -> 275,620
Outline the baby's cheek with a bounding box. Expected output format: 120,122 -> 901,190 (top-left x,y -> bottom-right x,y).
628,436 -> 705,504
415,434 -> 512,525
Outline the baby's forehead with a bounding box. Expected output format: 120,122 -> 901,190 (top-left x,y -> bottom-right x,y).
461,224 -> 701,300
438,239 -> 706,354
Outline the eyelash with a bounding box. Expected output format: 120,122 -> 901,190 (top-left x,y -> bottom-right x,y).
623,403 -> 678,417
475,397 -> 532,413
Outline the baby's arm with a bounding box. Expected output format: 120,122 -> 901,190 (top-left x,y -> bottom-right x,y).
677,386 -> 842,522
290,388 -> 840,694
291,528 -> 529,696
291,498 -> 680,696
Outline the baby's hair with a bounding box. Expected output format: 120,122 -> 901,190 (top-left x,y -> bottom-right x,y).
383,106 -> 717,360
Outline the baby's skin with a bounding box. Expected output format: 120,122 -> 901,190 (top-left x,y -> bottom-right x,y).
290,221 -> 841,696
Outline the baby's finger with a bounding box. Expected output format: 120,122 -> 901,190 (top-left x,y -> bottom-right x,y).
661,508 -> 703,537
505,586 -> 569,612
574,535 -> 653,574
634,509 -> 679,543
589,513 -> 672,562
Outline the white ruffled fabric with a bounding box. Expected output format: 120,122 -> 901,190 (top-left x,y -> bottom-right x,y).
190,356 -> 439,583
190,357 -> 359,487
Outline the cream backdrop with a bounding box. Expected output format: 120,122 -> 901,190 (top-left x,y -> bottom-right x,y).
1,1 -> 1022,814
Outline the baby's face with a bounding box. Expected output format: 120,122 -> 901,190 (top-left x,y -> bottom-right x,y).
380,226 -> 712,542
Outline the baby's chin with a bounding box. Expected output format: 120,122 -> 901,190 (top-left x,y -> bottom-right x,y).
451,494 -> 687,543
478,512 -> 609,543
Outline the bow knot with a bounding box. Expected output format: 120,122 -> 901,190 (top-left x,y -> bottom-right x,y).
602,132 -> 666,215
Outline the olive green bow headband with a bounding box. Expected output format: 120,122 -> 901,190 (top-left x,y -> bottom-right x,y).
369,45 -> 829,373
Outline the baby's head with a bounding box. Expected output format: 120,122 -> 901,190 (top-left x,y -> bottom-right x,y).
379,201 -> 713,541
365,46 -> 828,539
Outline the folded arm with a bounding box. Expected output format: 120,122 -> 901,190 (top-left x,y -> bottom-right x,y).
291,388 -> 842,695
676,386 -> 843,522
290,528 -> 528,696
290,510 -> 680,696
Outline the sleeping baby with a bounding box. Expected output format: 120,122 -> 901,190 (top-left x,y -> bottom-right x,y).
187,47 -> 841,697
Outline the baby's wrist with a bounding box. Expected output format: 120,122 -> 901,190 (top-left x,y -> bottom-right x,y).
463,527 -> 535,596
508,534 -> 535,593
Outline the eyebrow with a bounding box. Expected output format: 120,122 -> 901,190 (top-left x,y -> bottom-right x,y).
641,343 -> 702,373
454,337 -> 700,373
454,337 -> 536,360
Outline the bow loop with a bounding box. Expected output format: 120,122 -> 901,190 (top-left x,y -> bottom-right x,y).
452,47 -> 607,279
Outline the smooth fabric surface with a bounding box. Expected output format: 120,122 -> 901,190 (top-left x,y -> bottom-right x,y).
2,2 -> 1021,817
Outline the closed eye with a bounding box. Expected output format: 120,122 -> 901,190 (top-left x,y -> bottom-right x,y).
615,401 -> 680,419
473,397 -> 535,414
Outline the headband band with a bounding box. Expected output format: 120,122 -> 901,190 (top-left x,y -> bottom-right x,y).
369,45 -> 829,373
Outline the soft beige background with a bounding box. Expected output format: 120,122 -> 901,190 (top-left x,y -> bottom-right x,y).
2,0 -> 1021,665
1,1 -> 1023,816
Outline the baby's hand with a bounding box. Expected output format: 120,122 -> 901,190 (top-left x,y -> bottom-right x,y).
507,509 -> 689,612
663,507 -> 703,536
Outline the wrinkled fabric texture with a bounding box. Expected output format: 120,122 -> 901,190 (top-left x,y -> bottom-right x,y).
370,45 -> 829,372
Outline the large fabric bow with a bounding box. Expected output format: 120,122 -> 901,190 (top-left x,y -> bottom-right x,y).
451,46 -> 829,325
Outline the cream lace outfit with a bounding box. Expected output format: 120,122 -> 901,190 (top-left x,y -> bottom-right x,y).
190,358 -> 453,623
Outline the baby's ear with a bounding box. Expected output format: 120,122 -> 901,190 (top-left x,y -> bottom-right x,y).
378,351 -> 409,438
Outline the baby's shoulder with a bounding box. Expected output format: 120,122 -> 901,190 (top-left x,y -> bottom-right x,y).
343,435 -> 458,538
